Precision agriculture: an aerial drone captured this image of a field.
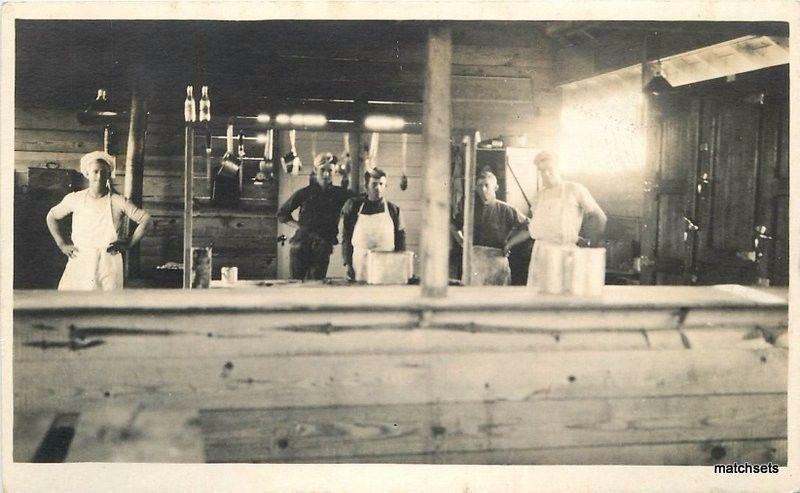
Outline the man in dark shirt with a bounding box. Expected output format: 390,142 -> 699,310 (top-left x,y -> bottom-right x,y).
451,168 -> 530,284
340,168 -> 406,281
277,152 -> 354,280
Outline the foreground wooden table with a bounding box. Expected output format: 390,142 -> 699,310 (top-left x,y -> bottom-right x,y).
13,285 -> 788,464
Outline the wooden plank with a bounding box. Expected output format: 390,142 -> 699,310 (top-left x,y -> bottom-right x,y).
452,77 -> 532,102
709,101 -> 760,253
148,214 -> 277,238
12,411 -> 58,462
771,199 -> 789,286
63,406 -> 204,462
14,345 -> 787,413
304,438 -> 786,465
14,321 -> 646,359
13,285 -> 789,314
15,128 -> 190,158
14,107 -> 181,133
198,393 -> 786,463
15,129 -> 103,153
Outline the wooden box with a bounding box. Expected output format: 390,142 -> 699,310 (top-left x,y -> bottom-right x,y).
366,251 -> 415,285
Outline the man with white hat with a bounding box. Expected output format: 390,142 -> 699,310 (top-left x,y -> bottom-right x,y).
277,152 -> 355,280
45,150 -> 152,290
505,151 -> 607,288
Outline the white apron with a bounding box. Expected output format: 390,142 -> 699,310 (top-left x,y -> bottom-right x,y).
351,200 -> 395,282
58,192 -> 123,291
527,183 -> 581,288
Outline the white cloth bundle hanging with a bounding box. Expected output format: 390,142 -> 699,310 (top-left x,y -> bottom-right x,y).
400,133 -> 408,191
364,132 -> 380,171
340,133 -> 351,173
255,129 -> 274,183
339,133 -> 352,187
281,129 -> 302,175
308,133 -> 318,184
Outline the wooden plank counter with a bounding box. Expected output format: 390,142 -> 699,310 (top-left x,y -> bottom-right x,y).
12,285 -> 788,465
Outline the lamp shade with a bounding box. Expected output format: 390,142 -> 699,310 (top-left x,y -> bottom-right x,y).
645,73 -> 673,96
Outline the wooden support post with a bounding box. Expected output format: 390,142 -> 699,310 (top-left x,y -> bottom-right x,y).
420,25 -> 453,298
205,125 -> 213,198
183,125 -> 194,289
461,135 -> 476,286
122,90 -> 147,280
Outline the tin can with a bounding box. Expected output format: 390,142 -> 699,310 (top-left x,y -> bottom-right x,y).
541,245 -> 564,294
571,247 -> 605,296
221,266 -> 239,284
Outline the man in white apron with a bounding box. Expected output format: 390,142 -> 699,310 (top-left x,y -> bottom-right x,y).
46,151 -> 152,290
505,151 -> 607,288
341,168 -> 406,281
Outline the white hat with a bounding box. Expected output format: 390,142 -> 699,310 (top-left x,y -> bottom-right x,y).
80,150 -> 116,178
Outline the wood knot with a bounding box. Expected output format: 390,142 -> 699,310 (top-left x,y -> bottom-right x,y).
710,445 -> 727,460
277,437 -> 289,449
567,375 -> 576,383
431,425 -> 447,437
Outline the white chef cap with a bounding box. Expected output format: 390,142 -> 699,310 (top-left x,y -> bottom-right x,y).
313,152 -> 337,169
80,150 -> 116,178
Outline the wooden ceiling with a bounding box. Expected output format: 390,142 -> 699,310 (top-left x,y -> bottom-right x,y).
16,21 -> 549,118
16,20 -> 788,124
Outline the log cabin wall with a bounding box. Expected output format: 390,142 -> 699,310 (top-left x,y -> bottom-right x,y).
14,21 -> 560,285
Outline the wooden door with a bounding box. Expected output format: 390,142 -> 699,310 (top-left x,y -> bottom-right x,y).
693,92 -> 761,284
694,81 -> 789,285
641,94 -> 701,285
642,65 -> 789,286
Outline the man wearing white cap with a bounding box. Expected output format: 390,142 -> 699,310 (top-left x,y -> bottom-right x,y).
506,151 -> 607,288
46,150 -> 152,290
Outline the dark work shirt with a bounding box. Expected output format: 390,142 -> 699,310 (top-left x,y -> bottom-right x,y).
455,197 -> 529,249
277,183 -> 354,245
340,197 -> 406,266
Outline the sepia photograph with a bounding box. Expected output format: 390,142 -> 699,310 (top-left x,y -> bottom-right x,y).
1,2 -> 797,491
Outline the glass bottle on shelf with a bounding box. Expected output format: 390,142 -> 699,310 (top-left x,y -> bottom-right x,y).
184,85 -> 196,123
199,86 -> 211,122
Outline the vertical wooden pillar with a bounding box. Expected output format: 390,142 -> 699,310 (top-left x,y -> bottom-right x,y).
348,131 -> 362,193
461,135 -> 476,286
183,125 -> 194,289
420,25 -> 452,297
122,90 -> 147,280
